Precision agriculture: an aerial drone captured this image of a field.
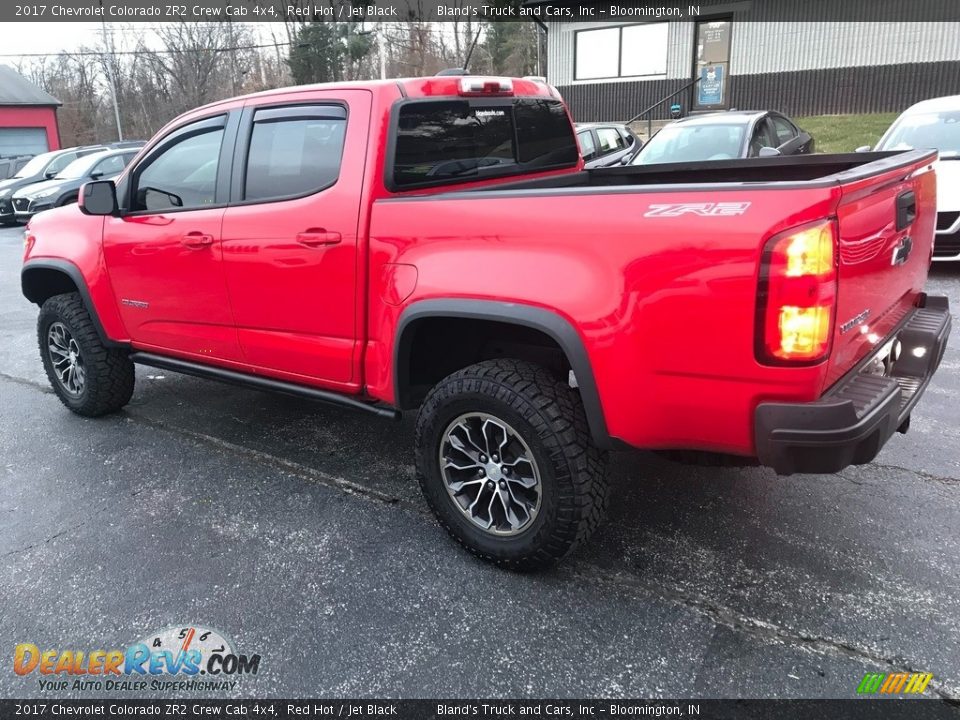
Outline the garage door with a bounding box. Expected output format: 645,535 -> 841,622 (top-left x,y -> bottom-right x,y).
0,128 -> 49,156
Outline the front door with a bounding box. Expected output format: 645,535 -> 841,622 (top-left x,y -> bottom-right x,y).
103,114 -> 242,362
220,91 -> 369,388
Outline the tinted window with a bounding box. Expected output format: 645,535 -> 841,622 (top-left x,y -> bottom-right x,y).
134,128 -> 224,211
245,108 -> 346,201
771,117 -> 797,145
748,120 -> 778,156
392,99 -> 578,189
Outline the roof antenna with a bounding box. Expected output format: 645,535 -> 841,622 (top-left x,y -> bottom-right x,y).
462,25 -> 483,72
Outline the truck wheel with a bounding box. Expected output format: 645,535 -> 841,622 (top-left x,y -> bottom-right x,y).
415,359 -> 608,570
38,293 -> 135,417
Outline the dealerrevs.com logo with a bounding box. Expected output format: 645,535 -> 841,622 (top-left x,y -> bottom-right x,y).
13,625 -> 261,693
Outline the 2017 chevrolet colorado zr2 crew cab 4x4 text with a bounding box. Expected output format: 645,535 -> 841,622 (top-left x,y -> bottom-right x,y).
21,75 -> 951,568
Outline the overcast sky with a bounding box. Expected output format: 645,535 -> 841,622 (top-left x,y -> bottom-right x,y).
0,22 -> 285,65
0,23 -> 108,59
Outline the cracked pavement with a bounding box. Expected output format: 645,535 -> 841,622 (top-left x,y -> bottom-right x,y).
0,225 -> 958,700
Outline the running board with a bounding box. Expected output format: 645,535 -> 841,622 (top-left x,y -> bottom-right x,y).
129,352 -> 401,420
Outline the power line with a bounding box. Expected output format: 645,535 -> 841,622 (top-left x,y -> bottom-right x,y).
0,40 -> 298,58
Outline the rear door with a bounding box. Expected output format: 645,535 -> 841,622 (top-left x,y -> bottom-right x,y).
220,91 -> 370,388
824,151 -> 938,388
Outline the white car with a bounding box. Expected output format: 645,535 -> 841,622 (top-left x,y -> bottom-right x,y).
866,95 -> 960,261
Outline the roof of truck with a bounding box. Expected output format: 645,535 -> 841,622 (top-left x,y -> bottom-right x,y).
187,76 -> 558,117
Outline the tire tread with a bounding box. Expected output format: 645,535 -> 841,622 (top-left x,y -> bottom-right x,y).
415,358 -> 608,570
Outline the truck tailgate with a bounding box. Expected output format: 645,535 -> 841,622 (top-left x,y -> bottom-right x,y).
824,150 -> 938,390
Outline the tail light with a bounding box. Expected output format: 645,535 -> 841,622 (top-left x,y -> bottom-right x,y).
756,219 -> 838,364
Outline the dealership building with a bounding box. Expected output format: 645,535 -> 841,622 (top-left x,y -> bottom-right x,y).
0,65 -> 61,157
544,1 -> 960,123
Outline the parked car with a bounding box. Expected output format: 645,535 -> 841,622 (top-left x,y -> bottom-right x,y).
628,111 -> 814,165
21,76 -> 949,569
575,123 -> 640,168
0,146 -> 112,225
0,155 -> 33,181
860,96 -> 960,261
12,148 -> 139,221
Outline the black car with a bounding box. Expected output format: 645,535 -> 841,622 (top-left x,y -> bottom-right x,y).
0,145 -> 110,224
12,148 -> 140,221
575,123 -> 641,168
628,111 -> 814,165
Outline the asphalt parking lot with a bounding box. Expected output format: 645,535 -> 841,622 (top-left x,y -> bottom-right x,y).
1,223 -> 958,700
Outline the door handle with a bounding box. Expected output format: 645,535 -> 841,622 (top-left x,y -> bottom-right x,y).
181,232 -> 214,249
895,190 -> 916,231
296,229 -> 341,248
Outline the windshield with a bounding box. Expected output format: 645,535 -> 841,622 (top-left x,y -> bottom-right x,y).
631,123 -> 746,165
14,151 -> 58,178
877,110 -> 960,158
56,152 -> 108,180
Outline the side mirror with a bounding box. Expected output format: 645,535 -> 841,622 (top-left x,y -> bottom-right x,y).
44,171 -> 56,179
758,146 -> 781,158
619,155 -> 632,165
855,145 -> 872,153
78,180 -> 118,216
89,171 -> 104,180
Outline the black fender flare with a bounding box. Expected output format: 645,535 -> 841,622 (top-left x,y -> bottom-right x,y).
394,299 -> 612,449
21,258 -> 124,349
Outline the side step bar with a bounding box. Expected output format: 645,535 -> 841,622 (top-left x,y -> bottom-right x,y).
129,352 -> 401,420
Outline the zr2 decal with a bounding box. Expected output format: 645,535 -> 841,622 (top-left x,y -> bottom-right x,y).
644,202 -> 751,217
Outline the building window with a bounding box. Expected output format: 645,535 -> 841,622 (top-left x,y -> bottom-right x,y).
575,23 -> 669,81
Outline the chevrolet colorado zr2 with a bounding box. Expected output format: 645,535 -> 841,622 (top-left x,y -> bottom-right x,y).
21,75 -> 951,568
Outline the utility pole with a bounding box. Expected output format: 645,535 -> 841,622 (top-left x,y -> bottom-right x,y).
379,22 -> 387,80
100,15 -> 123,141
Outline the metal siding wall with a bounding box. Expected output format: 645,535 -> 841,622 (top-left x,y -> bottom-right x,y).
548,0 -> 960,120
557,78 -> 689,122
732,21 -> 960,74
729,61 -> 960,116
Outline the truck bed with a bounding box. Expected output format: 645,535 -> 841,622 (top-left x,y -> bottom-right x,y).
372,148 -> 938,454
461,151 -> 915,192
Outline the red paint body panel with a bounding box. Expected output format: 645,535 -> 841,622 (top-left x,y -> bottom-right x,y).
21,77 -> 940,459
0,106 -> 60,150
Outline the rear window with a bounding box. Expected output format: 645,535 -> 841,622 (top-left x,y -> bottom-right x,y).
391,98 -> 578,190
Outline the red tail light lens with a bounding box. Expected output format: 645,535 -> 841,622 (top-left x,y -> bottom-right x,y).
756,219 -> 838,364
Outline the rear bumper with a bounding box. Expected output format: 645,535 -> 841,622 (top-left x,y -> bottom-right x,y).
755,295 -> 951,475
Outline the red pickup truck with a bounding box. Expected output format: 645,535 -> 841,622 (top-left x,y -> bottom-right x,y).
21,75 -> 951,568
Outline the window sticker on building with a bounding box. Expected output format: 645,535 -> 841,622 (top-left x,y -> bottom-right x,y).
698,64 -> 726,106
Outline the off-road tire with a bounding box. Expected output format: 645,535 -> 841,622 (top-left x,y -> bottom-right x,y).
415,359 -> 608,570
38,292 -> 135,416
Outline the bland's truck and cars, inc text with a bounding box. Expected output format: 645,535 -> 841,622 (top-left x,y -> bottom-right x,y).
20,74 -> 951,569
